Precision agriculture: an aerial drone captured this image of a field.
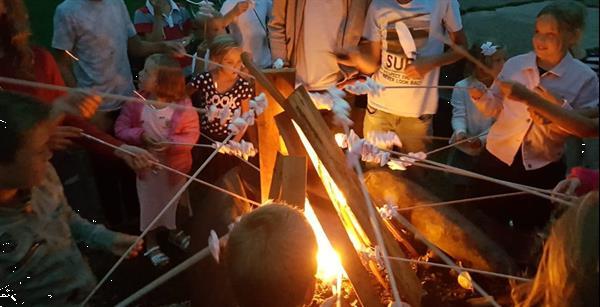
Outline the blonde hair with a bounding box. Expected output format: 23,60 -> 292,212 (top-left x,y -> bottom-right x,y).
208,35 -> 241,64
512,191 -> 599,307
145,54 -> 186,102
537,1 -> 587,56
225,204 -> 318,307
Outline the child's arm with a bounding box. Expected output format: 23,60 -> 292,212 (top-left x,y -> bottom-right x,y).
450,85 -> 468,142
114,102 -> 145,146
470,80 -> 504,118
221,1 -> 250,27
233,98 -> 250,142
500,81 -> 599,138
168,103 -> 201,150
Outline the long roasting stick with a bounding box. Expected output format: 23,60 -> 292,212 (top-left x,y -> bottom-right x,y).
81,132 -> 237,306
0,76 -> 205,114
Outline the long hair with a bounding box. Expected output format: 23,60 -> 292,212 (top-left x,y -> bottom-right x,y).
512,191 -> 599,307
0,0 -> 34,80
146,54 -> 187,102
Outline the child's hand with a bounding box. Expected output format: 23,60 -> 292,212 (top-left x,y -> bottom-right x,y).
552,177 -> 581,200
115,144 -> 158,171
528,108 -> 551,125
142,133 -> 169,152
111,233 -> 144,259
468,83 -> 486,100
53,92 -> 102,119
450,131 -> 467,144
498,80 -> 536,103
49,126 -> 82,151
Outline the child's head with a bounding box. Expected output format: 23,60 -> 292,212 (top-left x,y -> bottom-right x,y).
192,9 -> 226,42
226,204 -> 318,307
0,92 -> 54,189
467,40 -> 506,82
139,54 -> 186,101
534,1 -> 587,61
209,35 -> 243,78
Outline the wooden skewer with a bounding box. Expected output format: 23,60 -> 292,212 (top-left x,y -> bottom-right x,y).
425,132 -> 487,156
385,85 -> 472,90
0,76 -> 206,114
385,256 -> 531,282
160,141 -> 261,172
392,214 -> 502,307
81,131 -> 241,306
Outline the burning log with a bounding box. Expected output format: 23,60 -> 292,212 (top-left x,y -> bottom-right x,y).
363,169 -> 517,274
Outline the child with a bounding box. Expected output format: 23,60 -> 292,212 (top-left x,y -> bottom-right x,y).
189,2 -> 249,74
221,0 -> 273,69
225,204 -> 318,307
133,0 -> 195,76
447,41 -> 505,190
188,35 -> 254,142
115,54 -> 200,267
469,1 -> 599,229
0,92 -> 143,305
511,191 -> 598,307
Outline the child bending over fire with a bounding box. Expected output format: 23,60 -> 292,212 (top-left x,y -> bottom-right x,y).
225,204 -> 319,307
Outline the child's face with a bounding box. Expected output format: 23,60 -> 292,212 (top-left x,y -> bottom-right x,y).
139,59 -> 158,92
219,47 -> 243,79
194,18 -> 226,41
533,14 -> 573,62
488,51 -> 506,78
0,121 -> 54,189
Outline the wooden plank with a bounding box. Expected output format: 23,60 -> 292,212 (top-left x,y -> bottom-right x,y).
254,68 -> 296,202
268,152 -> 307,209
282,88 -> 423,307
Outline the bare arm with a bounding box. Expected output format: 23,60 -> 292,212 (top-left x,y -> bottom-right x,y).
337,40 -> 382,75
127,35 -> 185,58
404,29 -> 468,79
54,49 -> 78,88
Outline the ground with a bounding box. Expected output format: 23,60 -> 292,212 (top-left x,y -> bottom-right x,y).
21,0 -> 600,306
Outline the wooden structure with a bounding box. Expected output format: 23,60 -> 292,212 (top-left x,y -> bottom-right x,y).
244,53 -> 423,307
254,68 -> 296,202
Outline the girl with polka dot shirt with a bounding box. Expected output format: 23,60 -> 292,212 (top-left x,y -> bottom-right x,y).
188,35 -> 254,142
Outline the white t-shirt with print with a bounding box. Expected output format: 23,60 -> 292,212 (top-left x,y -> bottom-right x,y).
364,0 -> 462,117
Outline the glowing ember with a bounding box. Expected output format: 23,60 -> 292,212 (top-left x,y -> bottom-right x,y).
304,199 -> 345,283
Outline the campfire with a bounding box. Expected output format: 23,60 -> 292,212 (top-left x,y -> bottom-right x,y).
242,52 -> 520,307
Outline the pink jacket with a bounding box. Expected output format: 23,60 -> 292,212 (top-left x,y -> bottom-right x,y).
115,99 -> 200,181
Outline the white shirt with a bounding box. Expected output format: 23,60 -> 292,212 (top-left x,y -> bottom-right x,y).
363,0 -> 462,117
221,0 -> 273,69
451,77 -> 494,142
475,52 -> 599,170
296,0 -> 345,90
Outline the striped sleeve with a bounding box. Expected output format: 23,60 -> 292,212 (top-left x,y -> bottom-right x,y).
133,8 -> 154,34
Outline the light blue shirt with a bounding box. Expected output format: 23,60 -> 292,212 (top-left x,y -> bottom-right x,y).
52,0 -> 137,111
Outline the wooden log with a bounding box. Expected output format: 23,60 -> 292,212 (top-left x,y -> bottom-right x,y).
363,169 -> 517,274
276,116 -> 385,307
268,152 -> 307,209
254,68 -> 296,202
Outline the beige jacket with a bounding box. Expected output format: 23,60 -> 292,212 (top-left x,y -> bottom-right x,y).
268,0 -> 371,66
